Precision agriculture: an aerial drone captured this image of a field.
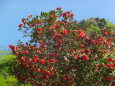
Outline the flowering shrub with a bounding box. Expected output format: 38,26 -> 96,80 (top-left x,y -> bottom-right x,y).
9,8 -> 115,86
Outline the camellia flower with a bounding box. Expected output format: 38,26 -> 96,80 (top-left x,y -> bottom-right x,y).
21,77 -> 27,81
21,57 -> 26,63
25,50 -> 29,54
74,55 -> 80,59
106,63 -> 114,69
28,15 -> 32,18
106,58 -> 113,62
55,24 -> 60,29
55,34 -> 61,39
103,32 -> 108,35
82,55 -> 89,61
45,75 -> 48,79
9,45 -> 15,49
60,29 -> 68,35
33,46 -> 37,50
38,27 -> 42,32
67,81 -> 71,84
50,53 -> 56,57
91,40 -> 96,44
57,40 -> 63,47
80,44 -> 85,48
9,45 -> 16,51
79,32 -> 85,38
39,59 -> 44,64
37,69 -> 41,72
18,24 -> 23,27
15,52 -> 19,55
50,59 -> 56,63
56,7 -> 61,10
21,18 -> 25,22
43,70 -> 50,75
111,83 -> 115,86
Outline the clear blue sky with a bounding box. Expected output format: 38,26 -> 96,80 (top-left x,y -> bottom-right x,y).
0,0 -> 115,47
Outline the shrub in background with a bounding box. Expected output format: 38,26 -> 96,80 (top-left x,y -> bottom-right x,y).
0,51 -> 18,86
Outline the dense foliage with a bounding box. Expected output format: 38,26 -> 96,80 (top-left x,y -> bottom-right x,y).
9,8 -> 115,86
0,51 -> 18,86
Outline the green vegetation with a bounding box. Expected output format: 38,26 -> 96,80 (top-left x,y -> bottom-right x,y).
0,51 -> 17,86
0,51 -> 31,86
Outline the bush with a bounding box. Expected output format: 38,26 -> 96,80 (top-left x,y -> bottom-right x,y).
0,52 -> 18,86
9,8 -> 115,86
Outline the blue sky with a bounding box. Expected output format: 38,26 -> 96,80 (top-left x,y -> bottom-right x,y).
0,0 -> 115,47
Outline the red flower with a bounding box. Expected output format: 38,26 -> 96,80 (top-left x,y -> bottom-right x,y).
9,45 -> 16,51
45,75 -> 48,79
110,31 -> 113,35
106,63 -> 114,69
55,34 -> 61,39
50,53 -> 56,57
33,46 -> 37,50
33,58 -> 39,63
60,29 -> 68,35
55,24 -> 60,29
98,37 -> 104,42
66,11 -> 71,14
79,32 -> 85,38
111,83 -> 115,86
106,58 -> 113,62
75,21 -> 78,23
28,15 -> 32,18
37,32 -> 41,36
37,69 -> 41,72
80,44 -> 85,48
105,76 -> 111,81
9,45 -> 15,49
82,55 -> 89,61
19,51 -> 23,54
23,22 -> 26,25
38,28 -> 42,32
96,64 -> 101,67
28,58 -> 33,63
40,44 -> 45,48
57,40 -> 63,47
21,18 -> 25,22
43,71 -> 50,75
57,7 -> 61,10
104,32 -> 108,35
67,76 -> 71,80
42,56 -> 46,59
91,40 -> 96,44
72,30 -> 77,32
101,37 -> 105,41
25,50 -> 29,54
18,24 -> 23,27
34,56 -> 38,59
15,52 -> 19,55
21,57 -> 26,63
50,59 -> 56,63
67,81 -> 71,84
21,77 -> 27,81
39,59 -> 44,64
74,55 -> 80,59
